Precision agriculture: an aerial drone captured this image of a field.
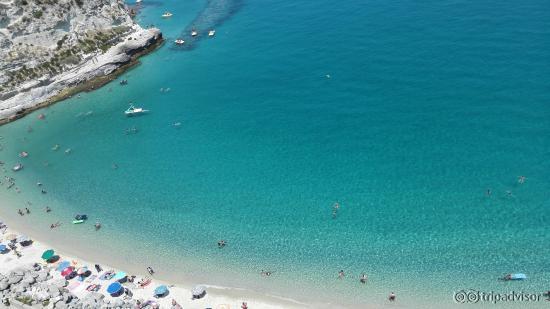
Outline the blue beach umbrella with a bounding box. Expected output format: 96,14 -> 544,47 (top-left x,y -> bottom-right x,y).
112,271 -> 126,281
106,282 -> 123,294
0,244 -> 7,252
56,261 -> 71,271
154,285 -> 168,296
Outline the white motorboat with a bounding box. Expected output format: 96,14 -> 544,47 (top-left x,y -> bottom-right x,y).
191,30 -> 198,37
208,30 -> 215,37
13,164 -> 23,172
125,105 -> 149,116
19,151 -> 29,158
136,0 -> 142,3
174,39 -> 185,45
162,12 -> 173,18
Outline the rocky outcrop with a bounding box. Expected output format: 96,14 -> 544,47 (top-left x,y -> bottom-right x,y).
0,264 -> 142,308
0,0 -> 163,124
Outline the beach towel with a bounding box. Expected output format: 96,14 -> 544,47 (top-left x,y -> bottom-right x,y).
67,281 -> 80,291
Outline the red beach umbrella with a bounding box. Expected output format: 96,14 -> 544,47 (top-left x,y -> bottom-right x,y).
61,267 -> 74,277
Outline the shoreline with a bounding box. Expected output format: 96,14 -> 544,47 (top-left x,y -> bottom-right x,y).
0,36 -> 165,127
0,217 -> 310,309
0,26 -> 164,126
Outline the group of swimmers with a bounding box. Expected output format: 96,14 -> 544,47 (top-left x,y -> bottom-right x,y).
486,175 -> 527,198
17,208 -> 31,216
338,270 -> 368,284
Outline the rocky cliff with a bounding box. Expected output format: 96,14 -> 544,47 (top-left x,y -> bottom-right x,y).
0,0 -> 162,122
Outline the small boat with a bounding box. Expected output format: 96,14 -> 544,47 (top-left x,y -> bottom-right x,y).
208,30 -> 215,37
125,105 -> 149,117
65,148 -> 72,154
191,30 -> 198,37
12,164 -> 23,172
136,0 -> 142,3
174,39 -> 185,45
19,151 -> 29,158
75,214 -> 88,221
503,273 -> 527,281
162,12 -> 173,18
72,220 -> 85,224
52,144 -> 60,151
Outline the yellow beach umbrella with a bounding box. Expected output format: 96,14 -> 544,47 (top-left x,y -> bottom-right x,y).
4,233 -> 17,241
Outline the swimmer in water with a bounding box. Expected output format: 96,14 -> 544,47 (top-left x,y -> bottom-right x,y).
517,176 -> 526,184
338,270 -> 345,279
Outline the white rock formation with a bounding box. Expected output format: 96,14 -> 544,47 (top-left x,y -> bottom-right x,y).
0,0 -> 162,122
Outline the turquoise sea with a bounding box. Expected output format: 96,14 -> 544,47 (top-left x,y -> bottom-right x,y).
1,0 -> 549,307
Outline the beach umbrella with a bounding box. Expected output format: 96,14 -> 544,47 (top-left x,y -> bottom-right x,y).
191,285 -> 206,298
41,249 -> 55,260
56,261 -> 71,271
107,282 -> 123,295
113,271 -> 127,281
4,234 -> 17,242
16,235 -> 29,243
77,267 -> 88,275
154,285 -> 168,296
61,267 -> 74,277
0,244 -> 7,252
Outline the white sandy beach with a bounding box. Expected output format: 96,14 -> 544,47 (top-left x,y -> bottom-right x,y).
0,220 -> 307,309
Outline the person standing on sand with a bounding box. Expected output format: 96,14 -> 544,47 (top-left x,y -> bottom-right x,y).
360,273 -> 367,284
241,302 -> 248,309
147,266 -> 155,275
25,208 -> 30,214
388,292 -> 396,302
171,299 -> 182,309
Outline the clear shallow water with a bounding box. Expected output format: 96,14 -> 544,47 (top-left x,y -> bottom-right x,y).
1,0 -> 550,307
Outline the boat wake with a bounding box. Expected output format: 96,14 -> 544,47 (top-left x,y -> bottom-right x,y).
169,0 -> 243,51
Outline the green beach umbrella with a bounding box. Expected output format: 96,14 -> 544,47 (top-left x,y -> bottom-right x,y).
41,249 -> 54,260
